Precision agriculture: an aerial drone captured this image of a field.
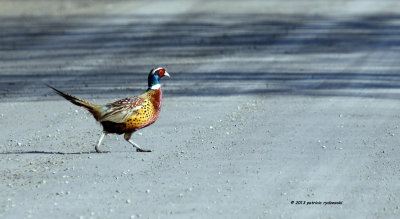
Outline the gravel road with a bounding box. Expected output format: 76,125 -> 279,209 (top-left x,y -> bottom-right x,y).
1,0 -> 400,218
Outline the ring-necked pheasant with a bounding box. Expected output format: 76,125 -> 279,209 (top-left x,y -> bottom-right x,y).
47,67 -> 170,153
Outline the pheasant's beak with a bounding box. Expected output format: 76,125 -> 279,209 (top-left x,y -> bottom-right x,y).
164,72 -> 170,78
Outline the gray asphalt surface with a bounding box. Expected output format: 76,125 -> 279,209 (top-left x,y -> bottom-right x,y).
1,0 -> 400,218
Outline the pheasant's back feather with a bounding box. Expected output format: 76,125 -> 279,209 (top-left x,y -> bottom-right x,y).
99,97 -> 145,123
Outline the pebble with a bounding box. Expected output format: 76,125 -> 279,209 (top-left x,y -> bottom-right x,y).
126,199 -> 131,204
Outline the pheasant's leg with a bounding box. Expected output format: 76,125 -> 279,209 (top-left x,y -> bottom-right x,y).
95,132 -> 107,153
124,133 -> 152,152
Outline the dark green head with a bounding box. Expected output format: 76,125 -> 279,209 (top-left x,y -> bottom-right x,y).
148,67 -> 170,89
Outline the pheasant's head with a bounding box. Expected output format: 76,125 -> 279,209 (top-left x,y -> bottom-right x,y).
148,67 -> 170,89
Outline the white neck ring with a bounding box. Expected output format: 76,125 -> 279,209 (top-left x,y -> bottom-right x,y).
150,84 -> 161,90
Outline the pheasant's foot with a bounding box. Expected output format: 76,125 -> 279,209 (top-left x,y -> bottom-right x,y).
95,147 -> 108,153
136,148 -> 152,152
126,138 -> 151,152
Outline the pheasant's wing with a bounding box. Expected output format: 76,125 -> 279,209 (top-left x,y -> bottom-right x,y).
99,97 -> 145,123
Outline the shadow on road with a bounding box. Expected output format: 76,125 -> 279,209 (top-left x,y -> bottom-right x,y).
0,150 -> 98,155
1,13 -> 400,101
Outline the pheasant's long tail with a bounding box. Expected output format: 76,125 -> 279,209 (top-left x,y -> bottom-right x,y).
46,84 -> 101,118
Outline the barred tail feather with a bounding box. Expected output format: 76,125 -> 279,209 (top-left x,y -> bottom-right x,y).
46,84 -> 96,111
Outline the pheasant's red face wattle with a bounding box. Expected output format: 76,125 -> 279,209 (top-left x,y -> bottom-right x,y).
157,69 -> 166,77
